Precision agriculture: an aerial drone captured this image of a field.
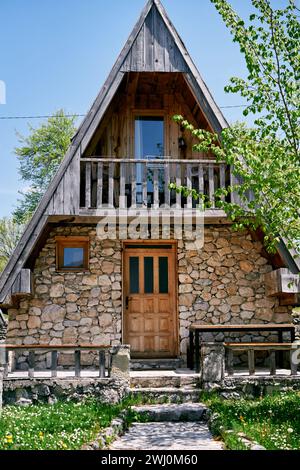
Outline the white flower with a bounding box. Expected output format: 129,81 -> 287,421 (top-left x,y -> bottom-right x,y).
287,428 -> 293,433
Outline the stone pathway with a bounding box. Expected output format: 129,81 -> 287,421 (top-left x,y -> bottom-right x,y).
109,421 -> 223,450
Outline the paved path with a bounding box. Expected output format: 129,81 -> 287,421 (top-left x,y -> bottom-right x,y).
109,422 -> 223,450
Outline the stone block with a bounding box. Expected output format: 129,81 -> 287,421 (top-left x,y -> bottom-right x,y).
201,342 -> 225,384
111,345 -> 130,381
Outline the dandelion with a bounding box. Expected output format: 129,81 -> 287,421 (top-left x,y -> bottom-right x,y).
287,428 -> 293,433
4,433 -> 13,445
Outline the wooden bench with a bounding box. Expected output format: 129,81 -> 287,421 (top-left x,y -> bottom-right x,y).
0,344 -> 112,379
224,342 -> 298,376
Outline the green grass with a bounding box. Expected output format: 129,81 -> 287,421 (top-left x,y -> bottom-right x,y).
201,391 -> 300,450
0,397 -> 140,450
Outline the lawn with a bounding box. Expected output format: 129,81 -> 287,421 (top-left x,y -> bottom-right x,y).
204,391 -> 300,450
0,399 -> 126,450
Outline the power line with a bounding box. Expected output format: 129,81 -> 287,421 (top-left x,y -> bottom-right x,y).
0,104 -> 248,121
0,114 -> 86,120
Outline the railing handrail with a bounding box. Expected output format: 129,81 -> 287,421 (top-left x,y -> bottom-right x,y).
80,157 -> 225,164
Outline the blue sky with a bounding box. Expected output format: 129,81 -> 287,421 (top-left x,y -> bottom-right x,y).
0,0 -> 282,217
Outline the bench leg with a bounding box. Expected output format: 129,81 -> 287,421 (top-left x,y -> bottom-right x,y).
227,349 -> 234,376
248,349 -> 255,375
269,351 -> 276,375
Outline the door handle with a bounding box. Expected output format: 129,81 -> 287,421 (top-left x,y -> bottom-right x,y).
125,296 -> 130,309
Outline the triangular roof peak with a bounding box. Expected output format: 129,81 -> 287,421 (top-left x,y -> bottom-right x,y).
0,0 -> 232,304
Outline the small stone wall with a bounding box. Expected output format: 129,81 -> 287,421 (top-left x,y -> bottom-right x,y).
5,223 -> 292,367
3,377 -> 128,406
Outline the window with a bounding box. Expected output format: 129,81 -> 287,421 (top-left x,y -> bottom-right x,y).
56,237 -> 89,271
134,116 -> 164,205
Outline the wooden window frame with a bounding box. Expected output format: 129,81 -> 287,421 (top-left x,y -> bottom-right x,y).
56,236 -> 89,272
132,111 -> 168,157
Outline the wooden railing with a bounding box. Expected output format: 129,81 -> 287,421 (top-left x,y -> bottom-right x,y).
224,342 -> 298,376
0,344 -> 112,379
80,158 -> 229,210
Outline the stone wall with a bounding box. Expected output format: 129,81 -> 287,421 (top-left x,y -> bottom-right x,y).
3,377 -> 128,406
6,224 -> 291,367
7,225 -> 122,369
177,227 -> 291,359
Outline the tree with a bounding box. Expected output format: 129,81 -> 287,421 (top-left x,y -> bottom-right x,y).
0,218 -> 24,272
172,0 -> 300,253
13,110 -> 77,224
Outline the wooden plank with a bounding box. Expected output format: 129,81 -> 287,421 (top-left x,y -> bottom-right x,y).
153,167 -> 159,208
224,342 -> 293,349
11,269 -> 32,296
269,351 -> 276,375
192,323 -> 294,331
99,350 -> 106,378
142,163 -> 148,206
220,163 -> 226,202
51,350 -> 58,378
131,164 -> 136,207
164,162 -> 170,207
176,163 -> 181,208
0,344 -> 111,350
248,349 -> 255,375
120,162 -> 126,209
208,164 -> 215,208
97,162 -> 103,208
75,350 -> 81,378
85,162 -> 91,209
0,214 -> 48,304
108,162 -> 114,208
198,164 -> 204,196
83,158 -> 220,164
153,5 -> 165,72
28,351 -> 35,379
186,164 -> 192,209
144,7 -> 154,71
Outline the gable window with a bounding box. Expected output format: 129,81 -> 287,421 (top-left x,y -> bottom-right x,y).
56,237 -> 89,271
134,116 -> 164,205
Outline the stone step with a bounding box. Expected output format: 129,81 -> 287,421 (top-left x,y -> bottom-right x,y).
130,374 -> 199,389
131,403 -> 210,422
129,387 -> 201,403
130,358 -> 183,371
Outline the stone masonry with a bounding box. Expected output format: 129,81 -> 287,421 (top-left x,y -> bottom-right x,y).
5,224 -> 291,368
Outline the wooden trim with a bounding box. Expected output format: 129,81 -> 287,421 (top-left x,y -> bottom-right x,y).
131,110 -> 169,157
122,239 -> 178,357
56,236 -> 89,272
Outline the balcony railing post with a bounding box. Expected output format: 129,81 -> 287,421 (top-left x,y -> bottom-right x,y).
120,162 -> 126,209
85,162 -> 91,209
108,163 -> 114,208
209,164 -> 215,208
176,163 -> 181,208
97,162 -> 103,208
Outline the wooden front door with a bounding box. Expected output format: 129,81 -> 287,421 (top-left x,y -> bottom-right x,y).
123,242 -> 177,358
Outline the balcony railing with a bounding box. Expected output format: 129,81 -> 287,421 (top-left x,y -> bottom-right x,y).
80,158 -> 230,211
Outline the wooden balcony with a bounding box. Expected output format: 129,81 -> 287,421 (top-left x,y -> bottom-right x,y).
79,158 -> 230,214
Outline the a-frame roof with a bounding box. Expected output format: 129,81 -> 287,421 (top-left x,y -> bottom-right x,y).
1,0 -> 298,306
0,0 -> 231,304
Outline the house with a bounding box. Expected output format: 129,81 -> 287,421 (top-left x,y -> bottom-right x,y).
0,0 -> 299,371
